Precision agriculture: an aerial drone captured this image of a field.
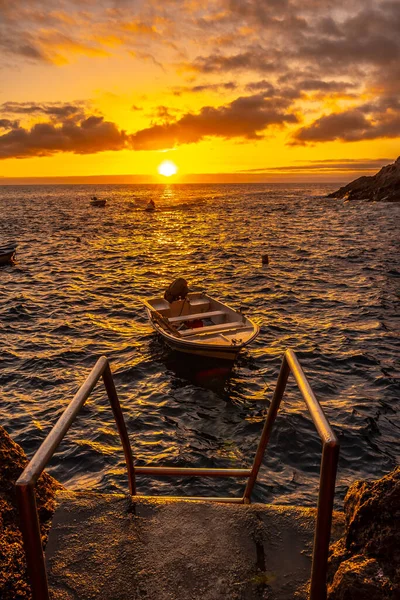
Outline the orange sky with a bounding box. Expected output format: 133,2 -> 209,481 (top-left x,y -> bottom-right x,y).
1,1 -> 399,182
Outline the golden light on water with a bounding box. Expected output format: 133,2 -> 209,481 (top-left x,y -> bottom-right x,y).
158,160 -> 178,177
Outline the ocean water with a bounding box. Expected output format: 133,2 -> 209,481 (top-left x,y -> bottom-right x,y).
0,183 -> 399,507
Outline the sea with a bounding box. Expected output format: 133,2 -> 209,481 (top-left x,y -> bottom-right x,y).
0,183 -> 399,507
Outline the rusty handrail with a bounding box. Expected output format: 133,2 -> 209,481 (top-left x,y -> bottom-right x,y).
15,356 -> 135,600
243,348 -> 339,600
16,349 -> 339,600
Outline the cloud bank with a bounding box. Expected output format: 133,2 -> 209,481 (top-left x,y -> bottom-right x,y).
0,0 -> 399,156
0,110 -> 129,159
0,94 -> 298,158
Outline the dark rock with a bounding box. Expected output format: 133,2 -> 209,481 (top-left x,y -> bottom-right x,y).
0,426 -> 63,600
327,156 -> 400,202
329,555 -> 393,600
345,467 -> 400,580
328,467 -> 400,599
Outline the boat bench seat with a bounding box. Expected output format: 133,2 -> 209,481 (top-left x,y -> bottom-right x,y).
168,310 -> 225,324
179,321 -> 246,336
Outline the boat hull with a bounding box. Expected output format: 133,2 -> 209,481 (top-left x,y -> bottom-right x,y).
0,249 -> 16,265
162,335 -> 242,361
144,293 -> 259,361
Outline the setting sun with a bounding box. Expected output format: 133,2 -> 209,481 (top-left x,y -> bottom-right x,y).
158,160 -> 178,177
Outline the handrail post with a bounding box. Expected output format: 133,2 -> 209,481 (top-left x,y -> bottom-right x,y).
102,361 -> 136,495
309,440 -> 340,600
243,355 -> 290,503
16,483 -> 50,600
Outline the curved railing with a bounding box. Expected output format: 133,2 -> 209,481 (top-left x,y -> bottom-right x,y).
16,349 -> 339,600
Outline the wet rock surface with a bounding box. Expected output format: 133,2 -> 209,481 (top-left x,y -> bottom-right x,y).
0,426 -> 63,600
328,467 -> 400,599
327,156 -> 400,202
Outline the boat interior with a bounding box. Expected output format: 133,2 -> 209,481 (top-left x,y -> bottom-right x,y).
146,292 -> 254,339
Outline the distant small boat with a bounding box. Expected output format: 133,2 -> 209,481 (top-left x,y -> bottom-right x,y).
90,196 -> 107,207
0,244 -> 17,265
141,289 -> 259,361
145,200 -> 156,212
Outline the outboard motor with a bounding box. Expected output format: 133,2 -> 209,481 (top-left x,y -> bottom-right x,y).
164,278 -> 189,303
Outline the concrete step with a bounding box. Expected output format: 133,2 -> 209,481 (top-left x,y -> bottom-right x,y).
45,491 -> 344,600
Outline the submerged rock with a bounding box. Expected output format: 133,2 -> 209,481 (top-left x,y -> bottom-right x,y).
328,467 -> 400,599
0,426 -> 63,600
327,156 -> 400,202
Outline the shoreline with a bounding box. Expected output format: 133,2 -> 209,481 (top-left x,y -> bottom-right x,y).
2,425 -> 398,599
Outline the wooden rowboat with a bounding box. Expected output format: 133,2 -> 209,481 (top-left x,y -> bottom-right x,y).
0,244 -> 17,265
142,291 -> 259,361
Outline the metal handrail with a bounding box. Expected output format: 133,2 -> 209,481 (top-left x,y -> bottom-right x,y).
16,349 -> 339,600
244,349 -> 339,600
15,356 -> 136,600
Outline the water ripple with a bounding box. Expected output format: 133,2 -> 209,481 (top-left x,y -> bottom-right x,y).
0,183 -> 399,507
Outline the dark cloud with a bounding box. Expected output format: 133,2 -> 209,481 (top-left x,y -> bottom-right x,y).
184,0 -> 400,107
0,36 -> 48,63
0,2 -> 164,64
245,80 -> 275,93
172,82 -> 237,95
18,44 -> 47,60
243,78 -> 355,98
131,92 -> 297,150
297,79 -> 357,93
292,111 -> 371,143
0,89 -> 299,156
81,115 -> 104,128
1,101 -> 84,118
240,158 -> 394,172
291,101 -> 400,144
0,4 -> 68,63
361,96 -> 400,114
192,82 -> 237,92
191,48 -> 283,74
225,0 -> 291,26
317,17 -> 343,37
303,3 -> 400,73
297,35 -> 400,69
190,4 -> 400,78
0,119 -> 18,130
148,106 -> 182,119
0,114 -> 129,159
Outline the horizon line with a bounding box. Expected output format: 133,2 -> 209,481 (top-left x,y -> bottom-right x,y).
0,172 -> 362,185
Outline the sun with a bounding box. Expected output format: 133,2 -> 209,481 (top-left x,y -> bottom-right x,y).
158,160 -> 178,177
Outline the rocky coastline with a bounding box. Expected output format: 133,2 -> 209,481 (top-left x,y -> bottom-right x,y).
327,156 -> 400,202
0,426 -> 62,600
328,467 -> 399,599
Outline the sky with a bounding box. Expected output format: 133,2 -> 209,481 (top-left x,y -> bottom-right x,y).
0,0 -> 399,183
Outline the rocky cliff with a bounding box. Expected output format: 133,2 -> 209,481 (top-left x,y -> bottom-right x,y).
0,426 -> 63,600
328,467 -> 400,599
327,156 -> 400,202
